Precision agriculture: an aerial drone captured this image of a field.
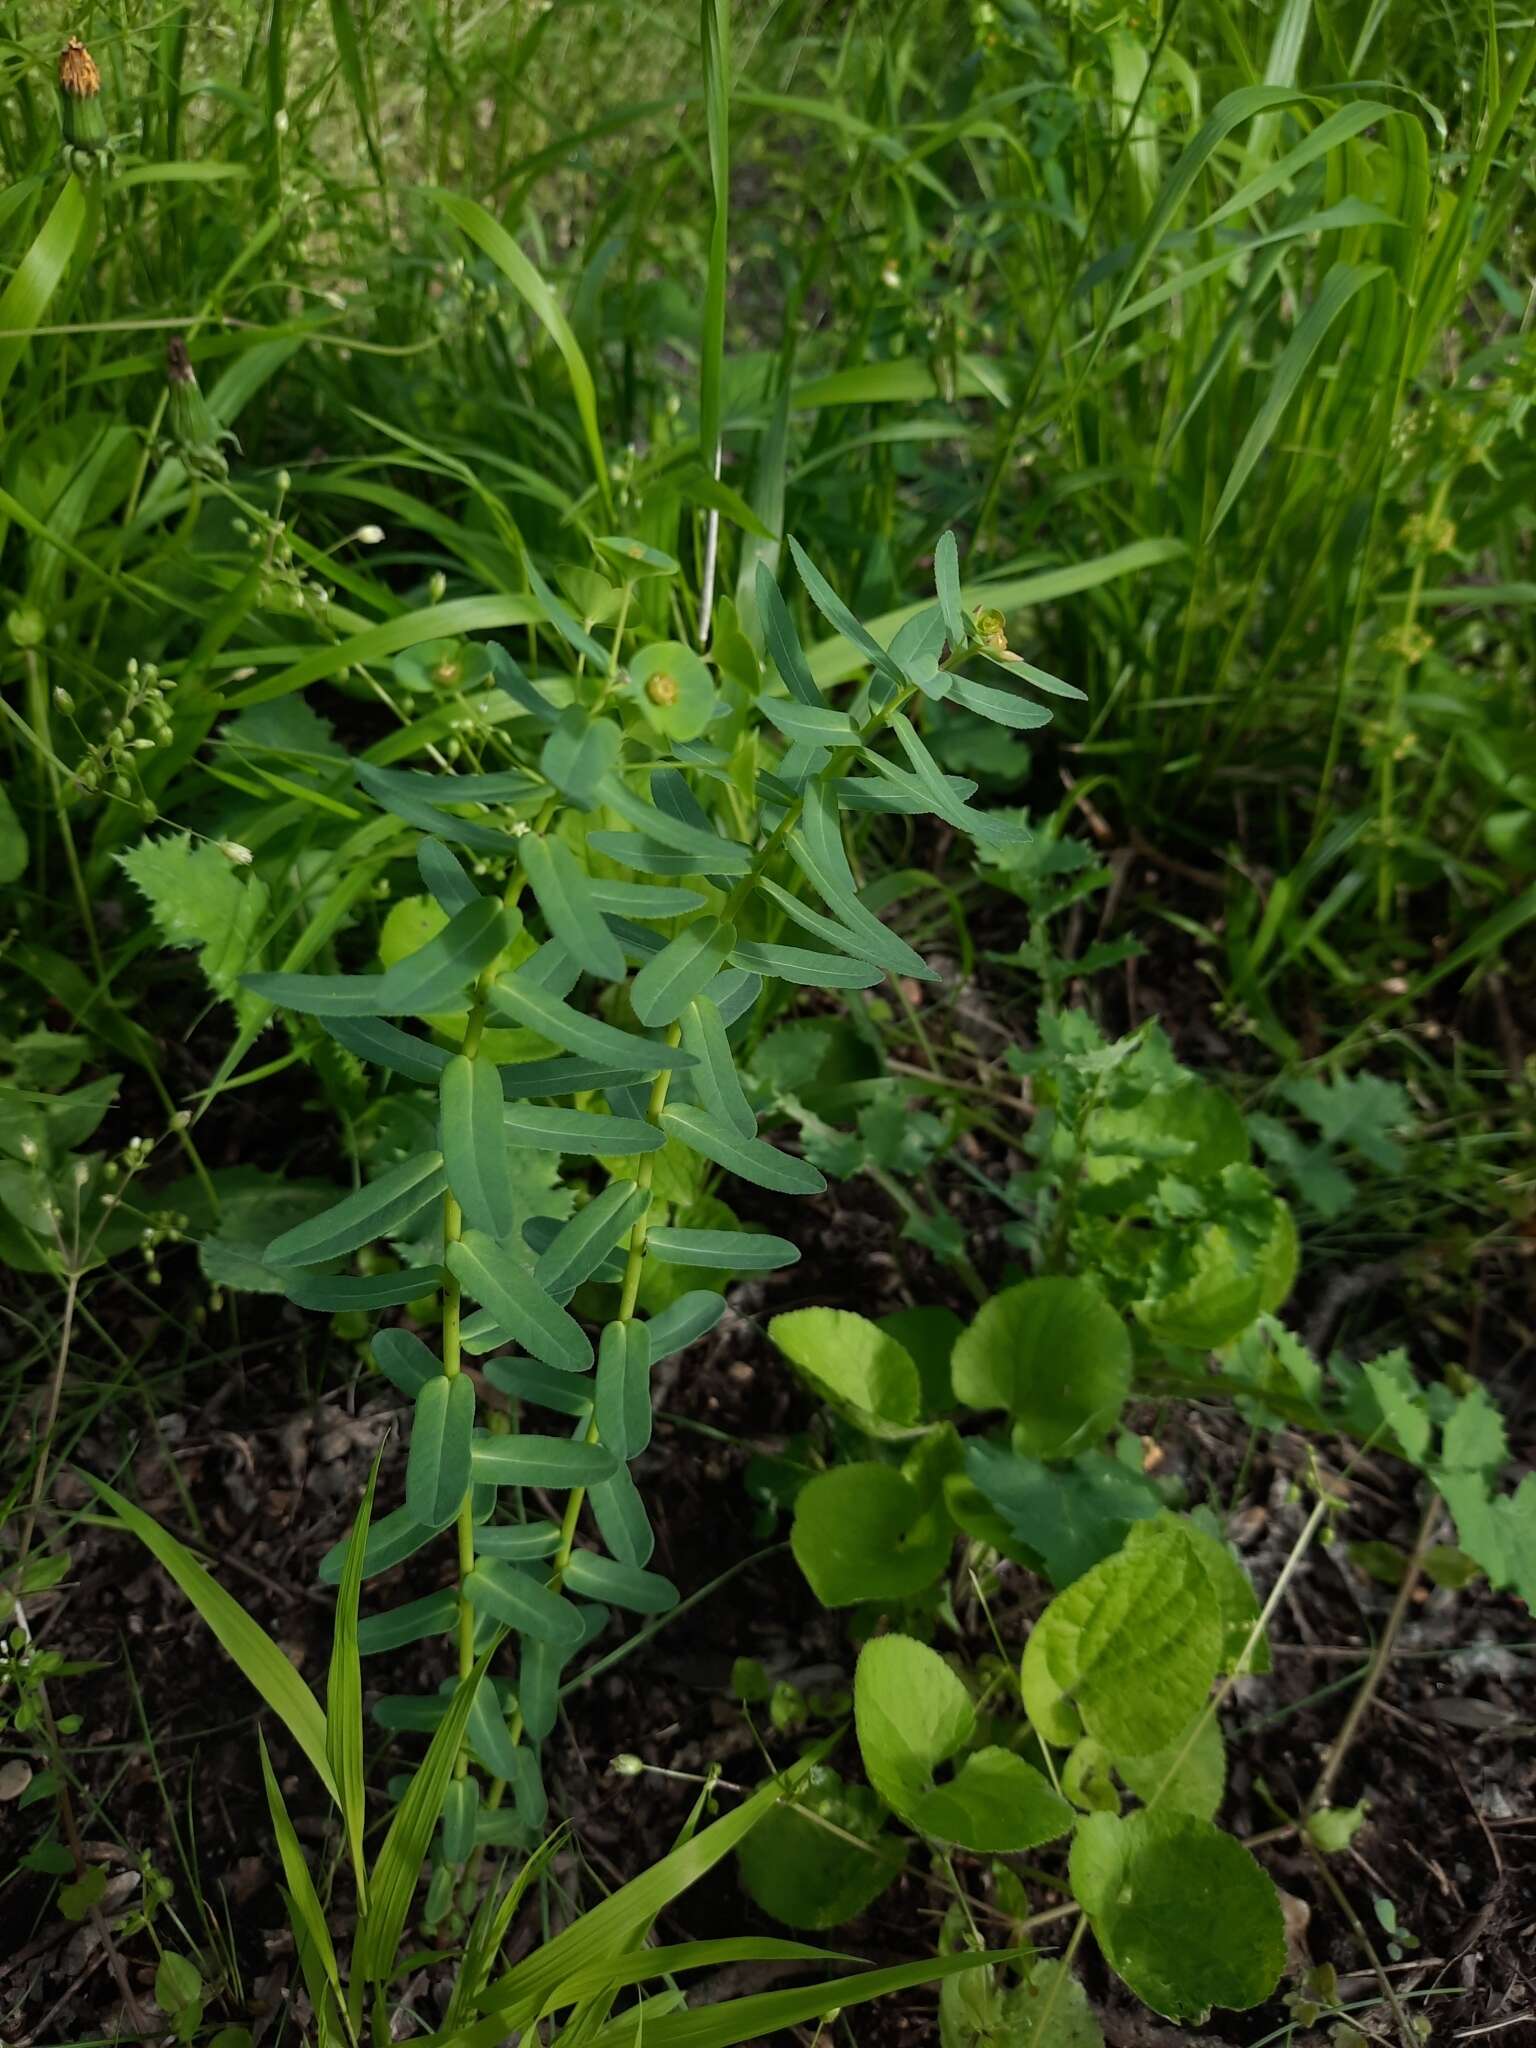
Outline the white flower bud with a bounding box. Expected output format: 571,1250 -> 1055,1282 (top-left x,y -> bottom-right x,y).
357,524 -> 385,545
218,840 -> 254,866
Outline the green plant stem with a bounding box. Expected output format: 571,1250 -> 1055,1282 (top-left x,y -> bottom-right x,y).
1376,473 -> 1452,926
549,1025 -> 682,1592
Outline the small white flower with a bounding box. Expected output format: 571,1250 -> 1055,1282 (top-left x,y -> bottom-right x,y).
357,524 -> 385,545
218,839 -> 254,866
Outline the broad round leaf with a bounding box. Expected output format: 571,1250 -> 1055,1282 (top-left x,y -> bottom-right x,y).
856,1635 -> 1072,1854
791,1464 -> 951,1607
952,1277 -> 1131,1457
1070,1810 -> 1285,2020
736,1766 -> 903,1930
629,640 -> 716,741
768,1307 -> 922,1438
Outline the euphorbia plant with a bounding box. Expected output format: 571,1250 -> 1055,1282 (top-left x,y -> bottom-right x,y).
94,532 -> 1062,2017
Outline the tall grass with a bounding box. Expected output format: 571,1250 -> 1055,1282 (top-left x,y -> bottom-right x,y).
2,0 -> 1532,1066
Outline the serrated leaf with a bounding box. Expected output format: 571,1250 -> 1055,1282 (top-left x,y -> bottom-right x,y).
1028,1518 -> 1224,1755
448,1231 -> 593,1371
406,1374 -> 475,1530
661,1101 -> 825,1194
119,833 -> 270,1030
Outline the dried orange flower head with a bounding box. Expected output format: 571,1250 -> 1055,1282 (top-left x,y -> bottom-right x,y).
59,37 -> 100,98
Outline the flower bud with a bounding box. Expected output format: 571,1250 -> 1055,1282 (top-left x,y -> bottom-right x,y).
357,524 -> 385,545
58,38 -> 110,172
610,1754 -> 645,1778
218,839 -> 254,866
166,336 -> 236,481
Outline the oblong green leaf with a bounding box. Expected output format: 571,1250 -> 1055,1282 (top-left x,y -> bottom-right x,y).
632,919 -> 737,1027
285,1267 -> 442,1311
504,1103 -> 663,1155
371,1326 -> 440,1397
470,1435 -> 618,1489
357,1589 -> 459,1655
662,1103 -> 824,1195
318,1504 -> 436,1585
933,530 -> 965,646
322,1015 -> 450,1084
441,1053 -> 516,1241
680,997 -> 756,1138
520,834 -> 626,981
535,1182 -> 649,1296
265,1152 -> 447,1268
755,560 -> 822,706
472,1519 -> 563,1562
590,1462 -> 655,1567
562,1548 -> 677,1614
729,940 -> 882,990
418,836 -> 484,915
757,876 -> 933,985
541,708 -> 622,809
490,973 -> 694,1073
405,1374 -> 475,1531
464,1561 -> 586,1647
789,537 -> 905,692
447,1232 -> 594,1371
482,1355 -> 594,1414
244,899 -> 506,1018
646,1227 -> 798,1270
948,676 -> 1054,730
